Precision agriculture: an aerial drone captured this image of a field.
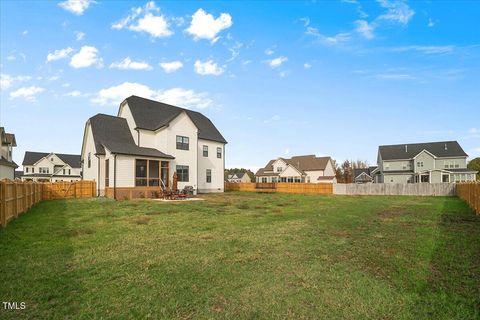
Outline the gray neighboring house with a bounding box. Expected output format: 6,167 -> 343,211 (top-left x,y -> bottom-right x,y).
376,141 -> 477,184
0,127 -> 18,180
354,166 -> 377,183
226,172 -> 252,183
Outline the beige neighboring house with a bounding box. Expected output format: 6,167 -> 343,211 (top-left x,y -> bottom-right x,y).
376,141 -> 477,183
255,155 -> 337,183
226,172 -> 252,183
21,152 -> 82,182
0,127 -> 18,179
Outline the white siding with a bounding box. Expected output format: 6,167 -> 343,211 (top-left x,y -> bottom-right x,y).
0,165 -> 14,180
166,112 -> 198,190
118,102 -> 138,145
81,123 -> 99,183
304,170 -> 324,183
197,139 -> 224,192
279,165 -> 302,178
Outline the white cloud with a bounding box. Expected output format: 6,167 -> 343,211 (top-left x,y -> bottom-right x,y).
264,115 -> 281,124
354,20 -> 375,39
300,17 -> 310,27
58,0 -> 95,15
194,60 -> 224,76
186,9 -> 232,42
48,75 -> 61,81
390,45 -> 455,55
64,90 -> 84,97
75,31 -> 85,41
268,56 -> 287,68
0,74 -> 31,90
377,0 -> 415,25
7,55 -> 16,61
112,1 -> 173,38
91,82 -> 213,109
9,86 -> 44,101
304,63 -> 312,69
284,148 -> 290,155
427,18 -> 435,27
62,83 -> 71,87
265,48 -> 274,55
109,57 -> 153,70
22,30 -> 28,36
373,73 -> 415,80
69,46 -> 103,68
306,27 -> 350,45
227,41 -> 243,62
159,61 -> 183,73
47,47 -> 74,62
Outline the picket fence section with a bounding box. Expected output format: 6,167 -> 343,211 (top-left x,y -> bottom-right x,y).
0,180 -> 96,227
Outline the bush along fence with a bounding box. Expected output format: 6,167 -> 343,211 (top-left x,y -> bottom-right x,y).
0,180 -> 96,227
224,182 -> 333,194
456,182 -> 480,215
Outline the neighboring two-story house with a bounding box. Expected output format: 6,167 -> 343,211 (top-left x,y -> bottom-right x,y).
0,127 -> 18,180
354,166 -> 377,184
226,172 -> 252,183
21,152 -> 82,182
255,155 -> 337,183
81,95 -> 227,197
376,141 -> 477,183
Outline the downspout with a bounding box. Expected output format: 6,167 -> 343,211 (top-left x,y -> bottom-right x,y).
223,144 -> 226,190
114,154 -> 117,200
196,134 -> 199,194
95,155 -> 100,196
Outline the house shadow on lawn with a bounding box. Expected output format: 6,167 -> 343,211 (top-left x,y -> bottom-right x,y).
410,197 -> 480,319
0,199 -> 85,319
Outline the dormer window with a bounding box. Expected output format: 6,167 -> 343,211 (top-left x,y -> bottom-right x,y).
277,167 -> 282,172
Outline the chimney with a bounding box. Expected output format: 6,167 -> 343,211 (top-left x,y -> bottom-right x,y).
444,143 -> 447,151
405,145 -> 408,152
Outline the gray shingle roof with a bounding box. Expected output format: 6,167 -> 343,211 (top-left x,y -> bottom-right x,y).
0,156 -> 18,168
379,141 -> 467,160
1,127 -> 16,146
22,152 -> 81,168
125,95 -> 227,144
89,114 -> 174,159
256,155 -> 332,176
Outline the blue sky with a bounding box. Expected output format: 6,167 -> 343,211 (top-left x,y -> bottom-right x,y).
1,0 -> 479,171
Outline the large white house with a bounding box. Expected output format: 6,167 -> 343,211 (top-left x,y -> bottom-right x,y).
255,155 -> 337,183
0,127 -> 18,180
81,95 -> 227,197
21,152 -> 82,182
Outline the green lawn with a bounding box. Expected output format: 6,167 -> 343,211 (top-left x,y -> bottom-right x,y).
1,192 -> 479,319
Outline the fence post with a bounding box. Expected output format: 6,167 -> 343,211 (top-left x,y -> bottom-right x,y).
13,181 -> 18,217
1,181 -> 5,226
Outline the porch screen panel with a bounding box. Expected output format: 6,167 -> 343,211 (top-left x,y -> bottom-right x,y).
136,159 -> 147,186
149,160 -> 160,186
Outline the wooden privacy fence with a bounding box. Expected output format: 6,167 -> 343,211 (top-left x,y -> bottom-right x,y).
0,180 -> 96,227
456,182 -> 480,215
225,182 -> 333,194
